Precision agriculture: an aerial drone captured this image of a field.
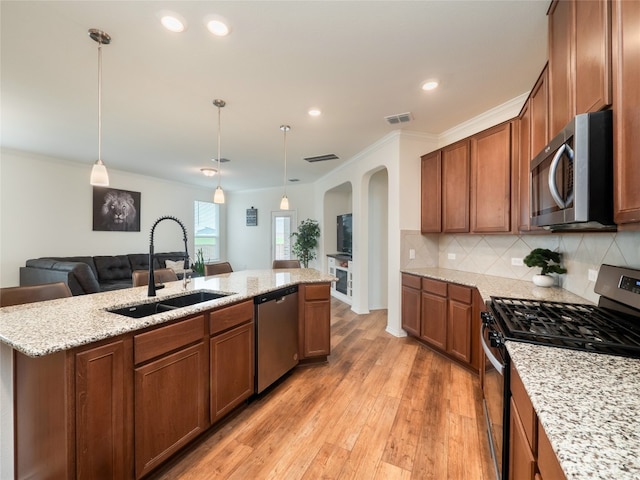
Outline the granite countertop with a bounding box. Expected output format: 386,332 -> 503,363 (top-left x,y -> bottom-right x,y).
402,267 -> 640,480
0,269 -> 335,357
507,342 -> 640,480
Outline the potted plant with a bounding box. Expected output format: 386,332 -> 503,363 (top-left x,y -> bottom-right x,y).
523,248 -> 567,287
291,219 -> 321,268
191,248 -> 205,276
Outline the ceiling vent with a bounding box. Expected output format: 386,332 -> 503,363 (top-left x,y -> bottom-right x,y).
384,112 -> 413,125
212,158 -> 231,163
304,153 -> 339,163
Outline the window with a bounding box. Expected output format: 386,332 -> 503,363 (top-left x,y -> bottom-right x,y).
194,201 -> 220,262
272,211 -> 296,261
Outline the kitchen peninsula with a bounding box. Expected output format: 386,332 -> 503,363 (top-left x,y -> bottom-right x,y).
0,268 -> 334,479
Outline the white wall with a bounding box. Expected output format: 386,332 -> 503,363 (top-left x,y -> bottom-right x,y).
368,169 -> 388,310
225,184 -> 317,271
0,148 -> 219,287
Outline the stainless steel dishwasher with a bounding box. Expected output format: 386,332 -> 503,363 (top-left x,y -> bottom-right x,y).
254,285 -> 299,393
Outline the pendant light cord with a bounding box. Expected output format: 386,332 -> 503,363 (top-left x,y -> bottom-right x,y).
216,104 -> 222,188
97,41 -> 103,163
283,127 -> 287,196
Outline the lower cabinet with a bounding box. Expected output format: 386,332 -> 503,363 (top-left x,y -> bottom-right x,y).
510,364 -> 566,480
133,315 -> 209,479
402,273 -> 480,371
299,283 -> 331,360
210,300 -> 255,423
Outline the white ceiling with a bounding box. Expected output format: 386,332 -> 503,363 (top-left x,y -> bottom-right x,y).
1,1 -> 548,192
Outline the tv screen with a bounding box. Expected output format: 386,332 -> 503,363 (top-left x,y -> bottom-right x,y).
337,213 -> 352,255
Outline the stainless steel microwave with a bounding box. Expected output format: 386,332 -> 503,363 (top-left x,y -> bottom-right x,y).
530,110 -> 614,230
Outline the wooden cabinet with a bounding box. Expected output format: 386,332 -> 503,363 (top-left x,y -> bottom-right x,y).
420,150 -> 442,233
134,316 -> 208,479
530,65 -> 550,159
510,364 -> 566,480
612,0 -> 640,226
548,0 -> 611,138
401,273 -> 421,336
548,0 -> 574,137
401,274 -> 479,371
470,121 -> 514,233
210,300 -> 254,423
420,278 -> 448,350
442,140 -> 470,233
76,339 -> 134,480
299,283 -> 331,360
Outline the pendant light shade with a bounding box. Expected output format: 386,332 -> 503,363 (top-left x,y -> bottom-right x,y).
280,125 -> 291,210
213,99 -> 226,204
88,29 -> 111,186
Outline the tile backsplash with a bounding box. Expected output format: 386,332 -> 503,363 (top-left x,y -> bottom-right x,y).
401,230 -> 640,303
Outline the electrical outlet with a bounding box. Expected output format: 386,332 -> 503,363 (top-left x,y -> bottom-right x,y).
448,253 -> 456,260
511,257 -> 524,266
409,248 -> 416,260
588,269 -> 598,282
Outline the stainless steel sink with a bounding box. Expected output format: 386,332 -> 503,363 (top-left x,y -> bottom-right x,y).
108,291 -> 231,318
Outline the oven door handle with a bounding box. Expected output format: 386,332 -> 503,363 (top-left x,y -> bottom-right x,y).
481,324 -> 504,375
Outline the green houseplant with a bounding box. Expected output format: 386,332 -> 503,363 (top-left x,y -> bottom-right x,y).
291,219 -> 321,268
523,248 -> 567,287
191,248 -> 205,276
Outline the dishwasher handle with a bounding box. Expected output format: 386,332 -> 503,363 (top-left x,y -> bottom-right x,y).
254,285 -> 299,304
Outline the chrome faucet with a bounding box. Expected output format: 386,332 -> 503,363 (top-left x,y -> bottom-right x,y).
148,215 -> 189,297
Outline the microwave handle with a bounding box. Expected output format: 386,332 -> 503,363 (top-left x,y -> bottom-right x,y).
548,143 -> 575,209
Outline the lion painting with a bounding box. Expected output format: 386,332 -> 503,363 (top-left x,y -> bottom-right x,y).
93,187 -> 141,232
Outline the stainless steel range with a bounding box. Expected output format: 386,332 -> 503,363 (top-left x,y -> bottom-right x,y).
480,264 -> 640,480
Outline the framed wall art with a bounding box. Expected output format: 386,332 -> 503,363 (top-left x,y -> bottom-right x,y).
246,207 -> 258,226
92,187 -> 141,232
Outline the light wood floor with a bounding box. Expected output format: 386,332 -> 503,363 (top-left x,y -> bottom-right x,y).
154,299 -> 495,480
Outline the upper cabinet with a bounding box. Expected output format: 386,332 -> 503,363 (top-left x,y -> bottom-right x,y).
420,150 -> 442,233
548,0 -> 611,138
471,122 -> 514,233
612,0 -> 640,226
442,140 -> 470,233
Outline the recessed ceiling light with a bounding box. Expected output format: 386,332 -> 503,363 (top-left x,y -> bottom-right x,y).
205,16 -> 231,36
422,80 -> 439,91
308,109 -> 321,117
158,11 -> 186,32
200,167 -> 217,177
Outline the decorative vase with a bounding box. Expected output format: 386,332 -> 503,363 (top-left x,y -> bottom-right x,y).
532,274 -> 554,288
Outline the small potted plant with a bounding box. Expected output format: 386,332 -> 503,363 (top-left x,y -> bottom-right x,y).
523,248 -> 567,287
191,248 -> 205,276
291,219 -> 321,268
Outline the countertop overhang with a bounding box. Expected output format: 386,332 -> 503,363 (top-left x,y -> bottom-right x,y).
0,268 -> 335,357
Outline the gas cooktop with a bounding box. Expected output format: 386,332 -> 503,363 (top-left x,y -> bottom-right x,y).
489,296 -> 640,358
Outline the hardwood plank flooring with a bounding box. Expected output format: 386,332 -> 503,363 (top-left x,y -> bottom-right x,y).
153,299 -> 495,479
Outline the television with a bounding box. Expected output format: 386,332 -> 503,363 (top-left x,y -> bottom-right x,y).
337,213 -> 352,255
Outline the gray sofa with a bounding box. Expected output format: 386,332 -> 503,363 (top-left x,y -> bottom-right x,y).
19,252 -> 188,295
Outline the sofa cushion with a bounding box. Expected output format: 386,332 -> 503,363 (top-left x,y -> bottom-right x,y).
49,256 -> 98,280
93,255 -> 132,282
128,253 -> 161,272
155,252 -> 188,268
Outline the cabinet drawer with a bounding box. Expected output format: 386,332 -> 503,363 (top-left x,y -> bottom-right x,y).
135,315 -> 205,365
422,278 -> 447,297
448,284 -> 471,304
402,273 -> 422,289
209,300 -> 253,336
303,283 -> 331,301
511,364 -> 537,453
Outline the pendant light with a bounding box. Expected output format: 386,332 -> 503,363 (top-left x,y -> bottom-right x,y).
213,99 -> 226,204
88,29 -> 111,186
279,125 -> 291,210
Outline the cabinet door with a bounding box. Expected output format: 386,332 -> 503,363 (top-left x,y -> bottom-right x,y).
76,339 -> 133,480
530,65 -> 549,159
134,342 -> 209,479
537,420 -> 567,480
421,150 -> 442,233
548,0 -> 574,138
211,321 -> 255,423
401,285 -> 421,337
509,399 -> 536,480
442,140 -> 470,233
447,299 -> 472,364
471,122 -> 512,233
612,0 -> 640,225
421,291 -> 447,350
574,0 -> 611,114
518,100 -> 532,232
303,299 -> 331,357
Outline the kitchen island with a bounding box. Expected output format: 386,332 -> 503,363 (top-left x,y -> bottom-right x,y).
401,267 -> 640,480
0,268 -> 334,479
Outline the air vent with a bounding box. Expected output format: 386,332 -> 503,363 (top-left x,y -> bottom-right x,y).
384,112 -> 413,125
212,158 -> 231,163
304,153 -> 339,163
288,178 -> 300,182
